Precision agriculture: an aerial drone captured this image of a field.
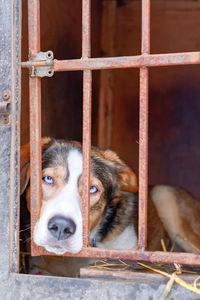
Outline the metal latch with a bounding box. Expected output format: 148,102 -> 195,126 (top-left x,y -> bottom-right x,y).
0,90 -> 11,125
21,51 -> 54,78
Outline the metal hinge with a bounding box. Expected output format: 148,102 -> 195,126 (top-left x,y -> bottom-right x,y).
21,51 -> 54,78
0,90 -> 11,126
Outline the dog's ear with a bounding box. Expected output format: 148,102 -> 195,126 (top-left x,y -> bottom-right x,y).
20,137 -> 52,195
103,150 -> 138,193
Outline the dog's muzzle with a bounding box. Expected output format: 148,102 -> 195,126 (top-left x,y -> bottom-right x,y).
48,216 -> 76,241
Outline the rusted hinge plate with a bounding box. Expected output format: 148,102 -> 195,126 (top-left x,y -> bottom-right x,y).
0,90 -> 11,126
22,51 -> 54,78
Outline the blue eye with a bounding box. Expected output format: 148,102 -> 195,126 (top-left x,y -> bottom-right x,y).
42,176 -> 54,185
90,186 -> 98,194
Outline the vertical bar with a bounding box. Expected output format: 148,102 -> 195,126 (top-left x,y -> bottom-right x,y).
82,0 -> 91,247
138,0 -> 150,250
138,67 -> 149,250
141,0 -> 150,54
82,0 -> 91,59
28,0 -> 42,255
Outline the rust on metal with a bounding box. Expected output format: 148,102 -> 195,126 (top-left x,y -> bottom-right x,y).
39,246 -> 200,266
138,67 -> 149,250
82,70 -> 92,248
21,60 -> 53,68
0,102 -> 9,114
21,51 -> 54,78
82,0 -> 91,58
141,0 -> 150,54
22,51 -> 200,71
53,51 -> 200,71
28,0 -> 42,256
138,0 -> 150,250
26,0 -> 200,266
81,0 -> 91,248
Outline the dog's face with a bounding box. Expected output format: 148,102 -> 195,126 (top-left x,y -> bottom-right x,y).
20,138 -> 138,255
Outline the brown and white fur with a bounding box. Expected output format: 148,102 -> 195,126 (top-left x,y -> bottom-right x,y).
20,138 -> 200,274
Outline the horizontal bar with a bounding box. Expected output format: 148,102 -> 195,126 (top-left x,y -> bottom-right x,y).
21,52 -> 200,71
39,247 -> 200,266
21,60 -> 52,68
53,51 -> 200,71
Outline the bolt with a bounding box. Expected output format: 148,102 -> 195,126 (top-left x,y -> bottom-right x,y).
2,114 -> 9,125
47,51 -> 53,59
3,90 -> 11,101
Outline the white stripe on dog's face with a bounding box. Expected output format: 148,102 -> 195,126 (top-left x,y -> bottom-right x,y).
34,149 -> 83,254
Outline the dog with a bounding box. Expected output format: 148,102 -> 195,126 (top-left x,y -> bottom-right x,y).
20,138 -> 200,274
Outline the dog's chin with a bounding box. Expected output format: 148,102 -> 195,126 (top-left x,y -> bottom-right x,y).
42,244 -> 83,255
44,246 -> 70,255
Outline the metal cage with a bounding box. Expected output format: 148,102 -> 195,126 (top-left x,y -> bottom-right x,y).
21,0 -> 200,265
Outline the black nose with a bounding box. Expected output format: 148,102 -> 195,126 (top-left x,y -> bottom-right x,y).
48,216 -> 76,240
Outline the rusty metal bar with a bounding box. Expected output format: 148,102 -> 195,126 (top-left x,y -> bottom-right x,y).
138,67 -> 149,250
21,59 -> 53,69
52,51 -> 200,71
28,0 -> 42,256
82,70 -> 92,248
141,0 -> 150,54
138,0 -> 150,250
82,0 -> 91,58
39,247 -> 200,266
81,0 -> 91,248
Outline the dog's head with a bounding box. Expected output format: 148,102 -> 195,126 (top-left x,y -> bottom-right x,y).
20,138 -> 138,255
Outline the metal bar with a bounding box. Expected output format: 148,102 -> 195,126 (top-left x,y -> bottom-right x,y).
138,0 -> 150,250
52,51 -> 200,71
82,70 -> 92,248
21,60 -> 53,68
141,0 -> 150,54
138,67 -> 149,250
39,247 -> 200,266
82,0 -> 91,58
28,0 -> 42,256
81,0 -> 91,248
